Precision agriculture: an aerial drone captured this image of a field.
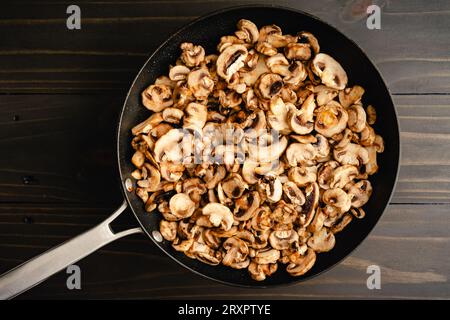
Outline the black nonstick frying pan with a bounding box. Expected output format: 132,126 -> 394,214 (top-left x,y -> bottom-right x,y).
0,5 -> 400,299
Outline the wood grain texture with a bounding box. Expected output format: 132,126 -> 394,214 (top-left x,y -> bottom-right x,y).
1,94 -> 448,204
0,203 -> 446,299
0,0 -> 448,93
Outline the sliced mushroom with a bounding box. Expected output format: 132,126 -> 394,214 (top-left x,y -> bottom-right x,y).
285,143 -> 317,167
284,43 -> 311,60
160,220 -> 177,241
299,182 -> 319,227
187,68 -> 214,100
333,142 -> 369,166
312,53 -> 348,90
288,166 -> 317,187
283,181 -> 305,206
251,206 -> 273,231
254,73 -> 283,100
269,229 -> 299,250
216,44 -> 248,82
339,85 -> 365,108
366,105 -> 377,125
307,207 -> 327,233
180,42 -> 205,67
221,173 -> 247,199
169,193 -> 196,219
286,248 -> 316,276
183,102 -> 207,132
315,101 -> 348,137
347,180 -> 372,208
131,112 -> 164,136
222,237 -> 250,269
288,94 -> 316,134
169,65 -> 190,81
330,213 -> 353,234
329,165 -> 358,189
160,161 -> 184,182
162,107 -> 184,124
202,203 -> 234,231
254,248 -> 280,265
248,134 -> 288,163
235,19 -> 259,43
234,191 -> 260,221
267,97 -> 291,134
365,146 -> 378,175
297,31 -> 320,55
248,262 -> 277,281
314,85 -> 338,106
322,188 -> 351,213
261,172 -> 283,203
141,84 -> 173,112
307,228 -> 335,252
347,104 -> 367,133
154,128 -> 185,162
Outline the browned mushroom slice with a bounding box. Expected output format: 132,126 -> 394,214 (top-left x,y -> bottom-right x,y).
261,172 -> 283,203
330,213 -> 353,234
235,19 -> 259,43
169,65 -> 190,81
159,220 -> 178,241
299,182 -> 319,227
180,42 -> 205,67
254,248 -> 280,265
221,173 -> 248,199
314,85 -> 338,106
317,160 -> 340,189
216,44 -> 248,82
248,262 -> 278,281
307,207 -> 327,233
315,101 -> 348,137
333,142 -> 369,166
254,73 -> 283,100
183,102 -> 207,132
347,104 -> 367,133
284,43 -> 311,60
329,165 -> 358,189
288,94 -> 316,135
339,85 -> 365,108
307,228 -> 336,252
234,191 -> 260,221
131,112 -> 163,136
297,31 -> 320,55
202,203 -> 234,231
141,84 -> 174,112
347,180 -> 373,208
286,248 -> 316,276
251,206 -> 273,231
187,68 -> 214,100
269,229 -> 299,250
322,188 -> 352,213
312,53 -> 348,90
162,107 -> 184,124
222,237 -> 250,269
282,181 -> 305,206
366,105 -> 377,125
288,166 -> 317,187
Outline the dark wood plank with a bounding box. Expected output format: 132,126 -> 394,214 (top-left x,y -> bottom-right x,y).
1,94 -> 449,204
0,0 -> 448,93
0,203 -> 447,299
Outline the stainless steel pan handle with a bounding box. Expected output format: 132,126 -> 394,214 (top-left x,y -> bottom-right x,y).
0,200 -> 142,299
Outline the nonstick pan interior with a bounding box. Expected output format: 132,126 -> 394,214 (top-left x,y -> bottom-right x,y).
117,5 -> 400,287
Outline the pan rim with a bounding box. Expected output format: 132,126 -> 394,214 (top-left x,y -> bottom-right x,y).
117,4 -> 401,288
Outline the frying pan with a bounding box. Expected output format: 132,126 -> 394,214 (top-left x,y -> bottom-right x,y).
0,5 -> 400,299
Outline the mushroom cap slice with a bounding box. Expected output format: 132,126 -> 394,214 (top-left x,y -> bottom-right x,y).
286,248 -> 316,276
183,102 -> 207,132
234,191 -> 260,221
221,173 -> 248,199
315,101 -> 348,138
216,44 -> 248,82
333,142 -> 369,166
169,65 -> 190,81
288,94 -> 316,135
307,228 -> 336,252
339,85 -> 365,108
248,135 -> 288,163
141,84 -> 173,112
248,262 -> 278,281
318,160 -> 340,189
282,181 -> 305,206
180,42 -> 205,67
187,68 -> 214,100
235,19 -> 259,43
254,248 -> 280,265
262,172 -> 283,203
169,193 -> 196,219
312,53 -> 348,90
348,180 -> 373,208
288,166 -> 317,187
329,165 -> 358,189
159,220 -> 178,241
322,188 -> 352,213
285,143 -> 317,167
269,229 -> 299,250
202,203 -> 234,231
154,128 -> 185,163
299,182 -> 319,227
254,73 -> 283,100
347,104 -> 367,133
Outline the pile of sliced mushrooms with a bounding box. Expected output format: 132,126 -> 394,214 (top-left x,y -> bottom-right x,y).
129,19 -> 384,280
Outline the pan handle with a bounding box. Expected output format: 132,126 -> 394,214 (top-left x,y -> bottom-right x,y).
0,200 -> 142,299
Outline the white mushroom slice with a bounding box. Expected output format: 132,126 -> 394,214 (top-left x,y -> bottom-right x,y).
347,180 -> 372,208
297,31 -> 320,55
284,43 -> 311,60
347,104 -> 367,133
187,68 -> 214,100
180,42 -> 205,67
266,53 -> 290,76
216,44 -> 248,82
365,146 -> 379,175
288,94 -> 316,135
141,84 -> 173,112
261,172 -> 283,203
241,55 -> 270,86
285,143 -> 317,167
169,65 -> 190,81
183,102 -> 207,132
159,220 -> 177,241
222,237 -> 249,269
254,73 -> 283,100
269,230 -> 299,250
221,173 -> 248,199
283,181 -> 305,206
131,112 -> 163,136
160,161 -> 184,182
202,203 -> 234,231
154,128 -> 185,162
242,159 -> 259,184
248,262 -> 277,281
234,191 -> 260,221
286,248 -> 316,276
288,166 -> 317,187
314,85 -> 338,106
317,160 -> 340,189
162,107 -> 184,124
329,165 -> 358,189
333,143 -> 369,166
322,188 -> 352,213
248,134 -> 288,163
307,228 -> 336,252
235,19 -> 259,43
299,182 -> 319,227
339,85 -> 365,108
254,248 -> 280,265
267,97 -> 291,134
312,53 -> 348,90
169,193 -> 195,219
315,101 -> 348,137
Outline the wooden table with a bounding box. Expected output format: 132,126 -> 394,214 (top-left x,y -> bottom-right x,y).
0,0 -> 449,299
